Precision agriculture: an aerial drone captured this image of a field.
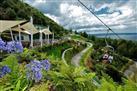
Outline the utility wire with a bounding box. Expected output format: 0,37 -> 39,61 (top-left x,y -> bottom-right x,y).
78,0 -> 121,39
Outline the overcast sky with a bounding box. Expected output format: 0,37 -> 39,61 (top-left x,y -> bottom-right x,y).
25,0 -> 137,34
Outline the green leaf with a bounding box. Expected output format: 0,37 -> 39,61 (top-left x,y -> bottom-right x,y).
21,85 -> 28,91
14,80 -> 21,91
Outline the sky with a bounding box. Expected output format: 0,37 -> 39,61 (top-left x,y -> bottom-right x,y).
25,0 -> 137,35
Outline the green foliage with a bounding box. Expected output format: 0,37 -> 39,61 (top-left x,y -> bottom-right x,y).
35,40 -> 84,60
48,62 -> 96,91
89,36 -> 137,83
1,54 -> 18,73
96,78 -> 117,91
0,54 -> 29,91
17,9 -> 28,19
19,48 -> 38,63
6,8 -> 16,19
29,81 -> 50,91
123,79 -> 137,91
91,48 -> 130,71
112,54 -> 129,70
93,62 -> 125,83
0,33 -> 137,91
95,73 -> 137,91
14,80 -> 20,91
79,32 -> 88,38
89,36 -> 137,60
0,38 -> 136,91
70,34 -> 88,41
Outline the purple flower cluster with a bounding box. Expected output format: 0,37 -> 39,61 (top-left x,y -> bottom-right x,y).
0,38 -> 6,50
26,60 -> 50,83
0,38 -> 23,53
15,42 -> 23,53
41,60 -> 50,71
0,65 -> 11,78
6,41 -> 16,53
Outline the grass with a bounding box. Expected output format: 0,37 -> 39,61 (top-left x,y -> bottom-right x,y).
70,34 -> 88,41
35,40 -> 79,60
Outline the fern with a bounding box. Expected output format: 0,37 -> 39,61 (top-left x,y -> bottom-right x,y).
123,79 -> 137,91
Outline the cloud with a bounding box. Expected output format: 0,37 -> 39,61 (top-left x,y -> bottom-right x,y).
44,13 -> 60,24
35,0 -> 46,3
25,0 -> 137,35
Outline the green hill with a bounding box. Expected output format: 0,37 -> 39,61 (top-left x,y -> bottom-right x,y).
0,0 -> 70,38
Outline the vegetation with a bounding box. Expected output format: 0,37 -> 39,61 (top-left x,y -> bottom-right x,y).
35,40 -> 86,60
0,0 -> 137,90
0,52 -> 137,91
70,34 -> 88,41
88,35 -> 137,61
0,35 -> 137,91
81,35 -> 137,84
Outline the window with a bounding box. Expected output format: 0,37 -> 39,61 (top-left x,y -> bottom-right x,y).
17,36 -> 24,40
21,36 -> 24,40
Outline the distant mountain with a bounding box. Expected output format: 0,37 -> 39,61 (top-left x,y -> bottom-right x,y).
0,0 -> 70,38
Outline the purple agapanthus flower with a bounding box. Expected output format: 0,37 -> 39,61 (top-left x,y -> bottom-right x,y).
15,41 -> 23,53
0,38 -> 23,53
5,41 -> 16,53
31,60 -> 43,73
41,60 -> 50,71
34,71 -> 42,83
26,60 -> 43,82
0,65 -> 11,78
26,60 -> 50,83
0,38 -> 6,50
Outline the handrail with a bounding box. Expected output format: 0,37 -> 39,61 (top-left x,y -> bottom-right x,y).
62,48 -> 73,66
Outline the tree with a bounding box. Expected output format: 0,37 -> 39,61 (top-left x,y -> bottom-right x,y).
90,35 -> 96,41
6,8 -> 16,19
82,31 -> 88,38
17,9 -> 28,19
117,43 -> 127,56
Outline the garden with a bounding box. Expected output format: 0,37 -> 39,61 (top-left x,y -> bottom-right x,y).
0,37 -> 137,91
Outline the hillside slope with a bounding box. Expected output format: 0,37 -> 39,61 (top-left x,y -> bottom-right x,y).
0,0 -> 70,37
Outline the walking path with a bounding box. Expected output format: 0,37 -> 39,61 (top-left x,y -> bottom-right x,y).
61,41 -> 100,86
71,42 -> 92,66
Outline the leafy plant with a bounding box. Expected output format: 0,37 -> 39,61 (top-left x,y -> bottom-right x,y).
48,62 -> 96,91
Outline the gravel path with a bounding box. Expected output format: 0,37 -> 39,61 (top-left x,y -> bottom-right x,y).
71,42 -> 92,66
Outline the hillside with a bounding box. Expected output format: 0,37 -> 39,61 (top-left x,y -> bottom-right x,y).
0,0 -> 70,38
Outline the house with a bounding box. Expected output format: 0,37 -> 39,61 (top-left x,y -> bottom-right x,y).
0,20 -> 54,47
